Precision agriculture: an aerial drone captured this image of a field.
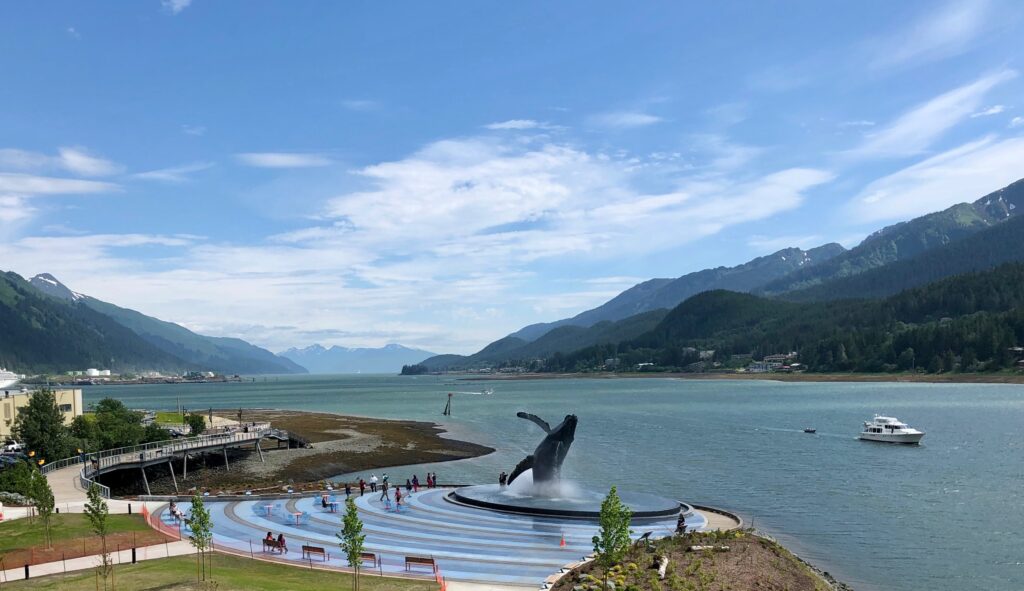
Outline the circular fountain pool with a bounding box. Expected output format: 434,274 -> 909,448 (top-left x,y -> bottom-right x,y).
450,483 -> 683,519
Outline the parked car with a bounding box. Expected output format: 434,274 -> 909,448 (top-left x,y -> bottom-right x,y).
3,440 -> 23,453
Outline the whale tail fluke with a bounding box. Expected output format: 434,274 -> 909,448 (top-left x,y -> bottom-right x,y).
507,454 -> 534,485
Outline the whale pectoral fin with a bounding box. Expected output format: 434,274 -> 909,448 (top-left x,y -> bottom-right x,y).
516,412 -> 551,433
507,454 -> 534,485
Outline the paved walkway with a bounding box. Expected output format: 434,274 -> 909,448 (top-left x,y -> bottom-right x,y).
45,464 -> 89,506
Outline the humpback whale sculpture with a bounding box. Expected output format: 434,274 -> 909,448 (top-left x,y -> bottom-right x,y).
507,412 -> 578,486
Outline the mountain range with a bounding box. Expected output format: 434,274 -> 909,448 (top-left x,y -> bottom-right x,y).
419,176 -> 1024,371
278,344 -> 436,374
0,272 -> 306,375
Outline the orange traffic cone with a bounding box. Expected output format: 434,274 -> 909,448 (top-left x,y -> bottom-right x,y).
560,533 -> 566,547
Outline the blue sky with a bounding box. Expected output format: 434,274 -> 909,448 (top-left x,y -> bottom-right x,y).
1,1 -> 1023,354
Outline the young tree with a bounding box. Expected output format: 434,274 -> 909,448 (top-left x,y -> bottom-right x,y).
84,483 -> 112,589
337,496 -> 366,591
13,388 -> 73,463
184,413 -> 206,437
592,486 -> 633,576
29,470 -> 56,548
187,493 -> 214,582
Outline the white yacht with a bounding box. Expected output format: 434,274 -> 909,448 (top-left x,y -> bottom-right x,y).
0,368 -> 23,391
859,415 -> 925,444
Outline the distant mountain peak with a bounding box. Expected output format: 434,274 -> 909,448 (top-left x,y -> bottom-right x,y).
278,343 -> 436,374
30,273 -> 85,302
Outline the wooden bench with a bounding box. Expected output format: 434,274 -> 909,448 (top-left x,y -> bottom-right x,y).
262,539 -> 285,554
301,545 -> 327,561
359,552 -> 378,568
405,555 -> 435,572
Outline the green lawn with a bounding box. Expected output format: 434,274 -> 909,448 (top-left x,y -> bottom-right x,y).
1,553 -> 438,591
0,514 -> 153,552
155,411 -> 185,424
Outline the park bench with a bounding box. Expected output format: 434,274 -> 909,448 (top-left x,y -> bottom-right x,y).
405,555 -> 435,572
301,545 -> 328,561
262,539 -> 286,553
360,552 -> 378,568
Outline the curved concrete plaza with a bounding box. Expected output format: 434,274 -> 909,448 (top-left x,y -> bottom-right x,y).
158,488 -> 710,587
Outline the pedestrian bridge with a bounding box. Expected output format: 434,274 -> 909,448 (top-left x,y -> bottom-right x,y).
43,424 -> 277,499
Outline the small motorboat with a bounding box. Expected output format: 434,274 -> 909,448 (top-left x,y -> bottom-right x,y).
803,428 -> 816,434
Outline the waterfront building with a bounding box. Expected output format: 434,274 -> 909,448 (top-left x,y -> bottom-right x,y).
0,388 -> 84,439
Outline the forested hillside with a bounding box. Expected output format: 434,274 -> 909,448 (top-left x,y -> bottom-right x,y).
758,179 -> 1024,295
782,213 -> 1024,302
419,309 -> 669,370
0,272 -> 189,374
544,263 -> 1024,374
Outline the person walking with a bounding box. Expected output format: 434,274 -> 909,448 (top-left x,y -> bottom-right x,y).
394,486 -> 403,507
382,472 -> 389,487
412,474 -> 420,492
405,478 -> 412,493
344,482 -> 352,497
370,473 -> 378,492
379,480 -> 389,502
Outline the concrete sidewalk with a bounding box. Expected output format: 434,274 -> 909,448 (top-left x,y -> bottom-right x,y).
0,540 -> 194,584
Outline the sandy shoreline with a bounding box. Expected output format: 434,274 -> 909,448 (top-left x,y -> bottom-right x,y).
463,370 -> 1024,384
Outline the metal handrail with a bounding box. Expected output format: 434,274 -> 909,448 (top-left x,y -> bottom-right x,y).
79,466 -> 111,498
45,423 -> 272,498
39,455 -> 83,475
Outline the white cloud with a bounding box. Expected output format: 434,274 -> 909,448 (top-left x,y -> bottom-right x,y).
867,0 -> 993,69
0,195 -> 35,224
0,149 -> 51,170
588,111 -> 663,129
0,147 -> 122,177
705,102 -> 749,126
234,152 -> 332,168
1011,116 -> 1024,128
66,27 -> 80,39
0,173 -> 118,194
846,69 -> 1016,159
688,134 -> 765,171
485,119 -> 550,130
747,234 -> 825,252
846,135 -> 1024,223
838,120 -> 876,128
0,134 -> 833,353
341,99 -> 378,112
57,147 -> 122,176
181,124 -> 206,136
133,162 -> 214,183
971,105 -> 1006,117
162,0 -> 192,14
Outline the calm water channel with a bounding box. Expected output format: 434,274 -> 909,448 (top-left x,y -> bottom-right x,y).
87,375 -> 1024,591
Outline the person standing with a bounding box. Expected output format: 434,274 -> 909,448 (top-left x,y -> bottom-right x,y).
405,478 -> 412,493
382,472 -> 389,487
344,482 -> 352,498
370,473 -> 378,492
394,486 -> 403,507
412,474 -> 420,492
359,478 -> 366,496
